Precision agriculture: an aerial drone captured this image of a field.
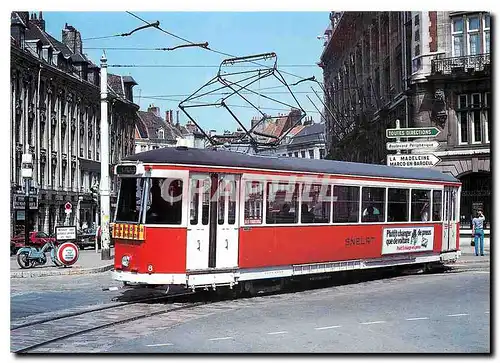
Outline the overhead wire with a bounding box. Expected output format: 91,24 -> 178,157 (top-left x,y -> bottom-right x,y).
124,11 -> 315,81
139,95 -> 321,114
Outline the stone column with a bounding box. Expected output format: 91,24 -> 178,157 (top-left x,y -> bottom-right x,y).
43,204 -> 50,233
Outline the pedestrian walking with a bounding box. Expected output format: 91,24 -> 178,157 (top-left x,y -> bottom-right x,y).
472,210 -> 486,256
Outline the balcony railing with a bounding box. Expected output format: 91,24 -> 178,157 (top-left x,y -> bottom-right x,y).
431,53 -> 490,75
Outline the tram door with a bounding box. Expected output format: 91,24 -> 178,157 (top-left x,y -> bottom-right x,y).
186,175 -> 211,270
215,175 -> 240,269
186,173 -> 240,271
442,186 -> 458,251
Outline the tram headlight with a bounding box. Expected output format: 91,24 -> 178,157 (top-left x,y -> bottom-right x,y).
121,255 -> 131,267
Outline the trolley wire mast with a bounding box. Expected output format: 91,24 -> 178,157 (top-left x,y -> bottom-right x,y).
178,52 -> 307,152
111,147 -> 462,294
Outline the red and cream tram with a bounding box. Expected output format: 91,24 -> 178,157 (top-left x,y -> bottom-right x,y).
111,147 -> 461,291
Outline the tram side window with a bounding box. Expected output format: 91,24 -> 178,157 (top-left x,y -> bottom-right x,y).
432,190 -> 442,221
361,187 -> 386,223
189,179 -> 201,225
244,181 -> 263,225
145,178 -> 183,225
266,182 -> 299,224
411,189 -> 431,222
332,186 -> 360,223
218,178 -> 237,225
301,184 -> 331,223
387,188 -> 409,222
116,178 -> 145,223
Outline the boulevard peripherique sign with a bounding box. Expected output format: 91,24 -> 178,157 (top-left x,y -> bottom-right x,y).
386,141 -> 439,151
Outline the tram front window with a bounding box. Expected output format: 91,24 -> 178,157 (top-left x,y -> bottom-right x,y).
145,178 -> 183,225
116,178 -> 145,223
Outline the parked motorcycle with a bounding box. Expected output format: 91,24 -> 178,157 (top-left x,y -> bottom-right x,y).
16,240 -> 63,269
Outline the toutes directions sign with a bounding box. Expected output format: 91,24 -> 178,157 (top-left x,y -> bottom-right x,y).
386,127 -> 440,138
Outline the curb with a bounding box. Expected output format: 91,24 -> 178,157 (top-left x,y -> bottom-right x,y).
10,264 -> 114,279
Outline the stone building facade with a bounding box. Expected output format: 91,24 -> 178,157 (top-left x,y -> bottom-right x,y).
319,11 -> 491,228
319,12 -> 408,164
134,106 -> 205,153
10,11 -> 139,236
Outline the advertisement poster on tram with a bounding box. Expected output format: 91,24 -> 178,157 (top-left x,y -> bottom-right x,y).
382,227 -> 434,254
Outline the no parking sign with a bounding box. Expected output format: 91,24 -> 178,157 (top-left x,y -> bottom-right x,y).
57,242 -> 79,266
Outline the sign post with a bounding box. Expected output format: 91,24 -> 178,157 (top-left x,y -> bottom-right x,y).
55,226 -> 79,267
64,202 -> 72,226
386,123 -> 441,168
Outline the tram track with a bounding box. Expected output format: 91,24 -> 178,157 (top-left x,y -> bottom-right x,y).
11,291 -> 201,353
11,263 -> 477,353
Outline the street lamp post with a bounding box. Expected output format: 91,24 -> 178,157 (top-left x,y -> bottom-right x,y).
100,52 -> 112,260
21,154 -> 33,246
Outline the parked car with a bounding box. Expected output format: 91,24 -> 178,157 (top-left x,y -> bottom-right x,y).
10,231 -> 57,255
77,228 -> 98,250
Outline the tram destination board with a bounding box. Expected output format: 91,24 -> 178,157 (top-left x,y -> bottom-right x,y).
387,154 -> 440,168
386,127 -> 440,138
116,165 -> 137,175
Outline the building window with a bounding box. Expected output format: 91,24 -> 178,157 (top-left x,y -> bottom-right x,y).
308,149 -> 314,159
467,16 -> 480,55
452,18 -> 464,57
485,92 -> 491,143
301,150 -> 306,158
40,166 -> 45,188
484,14 -> 490,53
457,93 -> 489,145
51,168 -> 56,187
319,149 -> 325,159
452,13 -> 490,57
459,112 -> 468,144
294,152 -> 299,157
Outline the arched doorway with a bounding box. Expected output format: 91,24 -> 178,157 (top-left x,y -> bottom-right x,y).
459,172 -> 491,229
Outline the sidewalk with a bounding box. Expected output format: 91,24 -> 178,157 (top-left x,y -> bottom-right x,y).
10,248 -> 115,279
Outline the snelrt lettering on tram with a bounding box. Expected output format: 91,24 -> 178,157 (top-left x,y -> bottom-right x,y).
345,236 -> 375,247
382,227 -> 434,254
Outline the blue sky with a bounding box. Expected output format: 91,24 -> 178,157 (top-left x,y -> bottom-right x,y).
42,11 -> 329,133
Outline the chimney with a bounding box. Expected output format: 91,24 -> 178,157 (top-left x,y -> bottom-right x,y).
170,110 -> 173,125
31,11 -> 45,31
147,104 -> 160,117
62,23 -> 83,55
165,111 -> 170,123
176,110 -> 180,126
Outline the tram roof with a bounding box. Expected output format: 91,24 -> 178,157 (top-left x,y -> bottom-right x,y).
124,146 -> 459,183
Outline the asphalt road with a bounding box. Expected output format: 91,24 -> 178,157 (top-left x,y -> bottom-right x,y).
10,273 -> 123,321
107,271 -> 490,353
